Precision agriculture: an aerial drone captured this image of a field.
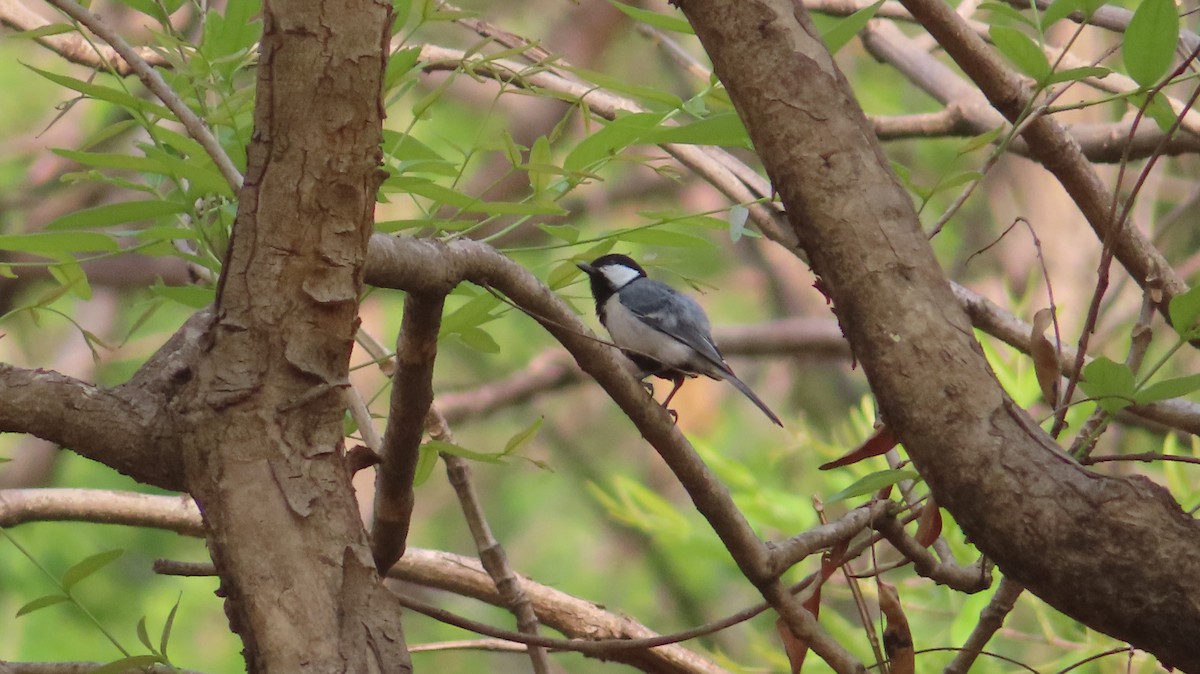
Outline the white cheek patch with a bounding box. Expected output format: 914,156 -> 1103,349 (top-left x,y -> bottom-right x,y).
599,264 -> 641,289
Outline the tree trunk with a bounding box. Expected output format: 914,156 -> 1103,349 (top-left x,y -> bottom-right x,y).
169,1 -> 410,670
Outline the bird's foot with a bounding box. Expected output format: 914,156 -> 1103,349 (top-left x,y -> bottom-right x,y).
663,406 -> 679,425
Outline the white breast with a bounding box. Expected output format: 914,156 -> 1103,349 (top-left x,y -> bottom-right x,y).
603,296 -> 695,369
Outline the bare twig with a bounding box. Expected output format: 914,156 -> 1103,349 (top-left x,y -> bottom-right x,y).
942,577 -> 1025,674
427,407 -> 551,674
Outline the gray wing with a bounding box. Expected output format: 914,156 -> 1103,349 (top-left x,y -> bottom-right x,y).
617,278 -> 731,374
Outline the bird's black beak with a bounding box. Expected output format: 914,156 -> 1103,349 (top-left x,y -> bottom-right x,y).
576,262 -> 595,275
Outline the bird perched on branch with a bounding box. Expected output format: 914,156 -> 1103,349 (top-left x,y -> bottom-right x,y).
577,253 -> 783,427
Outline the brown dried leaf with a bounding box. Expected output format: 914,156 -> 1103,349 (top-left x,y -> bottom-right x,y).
820,425 -> 897,470
914,495 -> 942,547
879,581 -> 914,674
1030,308 -> 1061,408
776,616 -> 809,674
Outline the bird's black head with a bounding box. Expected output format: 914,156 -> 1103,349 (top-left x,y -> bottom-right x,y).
576,253 -> 647,316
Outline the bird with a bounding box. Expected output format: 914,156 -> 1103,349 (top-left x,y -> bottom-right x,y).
576,253 -> 783,427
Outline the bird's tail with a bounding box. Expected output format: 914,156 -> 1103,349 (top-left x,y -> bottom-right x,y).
723,372 -> 784,427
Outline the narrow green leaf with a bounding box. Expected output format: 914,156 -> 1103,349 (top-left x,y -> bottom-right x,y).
159,596 -> 181,657
0,232 -> 118,255
642,112 -> 751,148
827,469 -> 921,503
618,227 -> 711,248
62,548 -> 124,591
979,1 -> 1038,27
16,594 -> 69,617
1136,374 -> 1200,405
89,655 -> 165,674
989,26 -> 1051,81
25,65 -> 173,118
457,326 -> 501,353
412,444 -> 439,486
136,615 -> 155,653
528,136 -> 553,195
1044,65 -> 1110,85
728,205 -> 749,242
1123,0 -> 1179,88
1080,356 -> 1136,413
1168,285 -> 1200,337
501,417 -> 544,456
150,283 -> 216,309
1042,0 -> 1083,27
47,257 -> 92,301
45,200 -> 187,231
424,440 -> 506,463
958,126 -> 1005,154
607,0 -> 694,33
440,292 -> 501,335
821,0 -> 885,54
8,23 -> 75,39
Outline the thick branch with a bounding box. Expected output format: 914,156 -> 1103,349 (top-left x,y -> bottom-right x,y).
674,0 -> 1200,669
372,292 -> 446,572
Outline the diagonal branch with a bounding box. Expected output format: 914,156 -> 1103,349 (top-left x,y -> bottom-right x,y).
363,233 -> 863,672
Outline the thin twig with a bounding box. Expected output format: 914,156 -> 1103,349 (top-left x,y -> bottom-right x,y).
427,407 -> 552,674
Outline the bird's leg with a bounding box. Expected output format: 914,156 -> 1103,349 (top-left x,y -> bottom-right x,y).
660,375 -> 686,425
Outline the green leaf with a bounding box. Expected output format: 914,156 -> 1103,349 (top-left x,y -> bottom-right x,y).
25,66 -> 173,119
412,444 -> 440,486
1136,374 -> 1200,404
47,256 -> 91,300
501,417 -> 544,457
1135,91 -> 1180,133
382,177 -> 567,216
0,232 -> 118,255
980,1 -> 1038,27
8,23 -> 75,39
89,655 -> 165,674
821,0 -> 884,54
1168,285 -> 1200,337
728,205 -> 749,242
136,615 -> 155,653
62,549 -> 124,591
150,283 -> 216,309
528,135 -> 553,195
440,292 -> 501,335
607,0 -> 693,33
989,26 -> 1051,81
1123,0 -> 1179,88
45,200 -> 187,231
617,227 -> 711,248
958,126 -> 1005,154
827,469 -> 921,503
423,440 -> 506,464
1041,0 -> 1083,27
160,593 -> 182,657
15,594 -> 69,617
1080,356 -> 1136,413
564,112 -> 666,173
1044,65 -> 1110,85
642,112 -> 751,148
456,326 -> 501,353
